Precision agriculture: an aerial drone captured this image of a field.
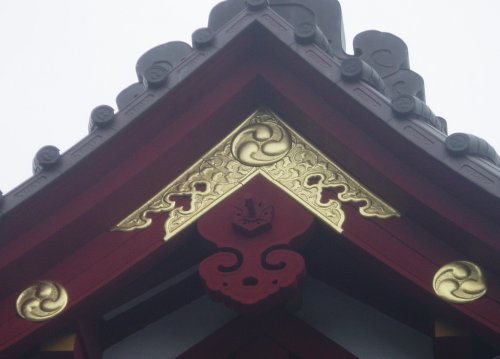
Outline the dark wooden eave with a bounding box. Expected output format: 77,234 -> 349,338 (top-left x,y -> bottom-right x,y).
1,4 -> 500,233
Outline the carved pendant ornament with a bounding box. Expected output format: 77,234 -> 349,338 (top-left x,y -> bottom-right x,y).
197,176 -> 314,314
115,108 -> 399,240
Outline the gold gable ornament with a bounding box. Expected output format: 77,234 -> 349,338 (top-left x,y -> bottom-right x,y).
115,108 -> 399,240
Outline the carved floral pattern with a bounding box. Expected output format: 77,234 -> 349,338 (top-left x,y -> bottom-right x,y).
114,108 -> 399,240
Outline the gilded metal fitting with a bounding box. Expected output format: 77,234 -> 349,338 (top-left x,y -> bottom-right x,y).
16,281 -> 68,321
433,261 -> 487,304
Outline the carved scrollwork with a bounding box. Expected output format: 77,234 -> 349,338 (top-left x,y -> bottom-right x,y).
199,246 -> 304,313
262,143 -> 346,228
114,107 -> 399,239
197,180 -> 312,314
261,245 -> 289,270
433,261 -> 487,304
16,281 -> 68,322
216,248 -> 244,273
261,130 -> 398,229
115,140 -> 257,239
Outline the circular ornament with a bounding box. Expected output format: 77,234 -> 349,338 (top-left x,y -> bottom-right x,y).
341,57 -> 363,81
294,22 -> 317,44
33,145 -> 61,174
445,133 -> 470,156
433,261 -> 487,304
144,65 -> 168,88
89,104 -> 115,132
391,94 -> 415,117
16,281 -> 68,322
192,28 -> 215,49
231,122 -> 292,166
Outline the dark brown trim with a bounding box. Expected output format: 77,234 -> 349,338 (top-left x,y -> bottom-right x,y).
178,310 -> 357,359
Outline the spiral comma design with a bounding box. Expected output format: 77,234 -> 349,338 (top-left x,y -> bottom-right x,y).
115,108 -> 399,239
433,261 -> 487,304
16,281 -> 68,321
231,122 -> 292,166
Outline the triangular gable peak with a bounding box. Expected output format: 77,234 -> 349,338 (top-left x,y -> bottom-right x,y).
114,108 -> 399,240
1,1 -> 500,357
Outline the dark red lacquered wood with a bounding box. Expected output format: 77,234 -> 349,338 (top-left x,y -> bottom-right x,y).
178,310 -> 358,359
198,176 -> 314,314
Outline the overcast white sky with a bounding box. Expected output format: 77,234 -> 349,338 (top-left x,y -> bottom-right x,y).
1,1 -> 499,193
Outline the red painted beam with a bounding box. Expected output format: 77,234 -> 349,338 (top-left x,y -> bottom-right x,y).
340,203 -> 500,343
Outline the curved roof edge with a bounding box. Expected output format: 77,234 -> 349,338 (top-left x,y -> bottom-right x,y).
1,0 -> 499,218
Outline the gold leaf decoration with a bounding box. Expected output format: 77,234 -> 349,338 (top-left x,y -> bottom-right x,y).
16,281 -> 68,322
433,261 -> 487,304
114,108 -> 399,240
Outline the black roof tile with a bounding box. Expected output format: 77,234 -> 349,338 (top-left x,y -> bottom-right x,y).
2,0 -> 499,219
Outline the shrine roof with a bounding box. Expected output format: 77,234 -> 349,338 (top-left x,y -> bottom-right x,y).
2,3 -> 500,355
1,0 -> 500,220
